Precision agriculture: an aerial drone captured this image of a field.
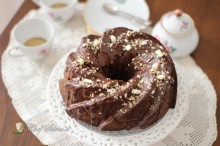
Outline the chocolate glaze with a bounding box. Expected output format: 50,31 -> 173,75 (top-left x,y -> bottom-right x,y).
59,27 -> 177,131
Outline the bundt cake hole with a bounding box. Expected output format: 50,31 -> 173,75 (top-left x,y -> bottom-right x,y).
102,65 -> 136,82
101,54 -> 137,82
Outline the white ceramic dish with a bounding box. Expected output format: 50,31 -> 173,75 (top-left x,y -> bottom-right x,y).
47,52 -> 189,146
83,0 -> 150,35
152,9 -> 199,58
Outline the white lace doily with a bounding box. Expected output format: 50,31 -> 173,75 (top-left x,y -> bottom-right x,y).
1,4 -> 217,146
47,53 -> 188,146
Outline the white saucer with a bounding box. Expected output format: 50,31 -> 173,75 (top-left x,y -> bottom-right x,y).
83,0 -> 150,35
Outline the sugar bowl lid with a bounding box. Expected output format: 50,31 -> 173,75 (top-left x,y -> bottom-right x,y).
160,9 -> 195,37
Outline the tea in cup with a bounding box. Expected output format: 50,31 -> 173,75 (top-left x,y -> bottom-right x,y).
10,18 -> 55,61
32,0 -> 77,23
24,37 -> 47,47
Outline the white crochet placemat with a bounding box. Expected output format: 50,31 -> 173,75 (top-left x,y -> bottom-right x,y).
1,5 -> 217,146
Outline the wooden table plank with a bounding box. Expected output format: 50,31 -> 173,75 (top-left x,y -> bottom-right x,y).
0,1 -> 43,146
0,0 -> 219,145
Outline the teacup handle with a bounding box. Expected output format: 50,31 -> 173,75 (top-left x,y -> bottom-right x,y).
8,46 -> 23,57
32,0 -> 41,6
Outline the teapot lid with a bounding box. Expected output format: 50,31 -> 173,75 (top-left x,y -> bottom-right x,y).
160,9 -> 195,37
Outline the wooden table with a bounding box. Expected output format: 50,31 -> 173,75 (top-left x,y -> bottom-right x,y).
0,0 -> 219,145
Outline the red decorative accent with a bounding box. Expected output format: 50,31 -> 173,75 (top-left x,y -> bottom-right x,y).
181,21 -> 189,31
164,41 -> 171,52
155,35 -> 160,41
40,49 -> 46,56
48,12 -> 54,18
155,35 -> 170,52
154,35 -> 176,53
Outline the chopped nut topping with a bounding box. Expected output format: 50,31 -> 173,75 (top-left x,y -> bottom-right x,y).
155,71 -> 160,75
99,93 -> 105,96
83,78 -> 94,84
110,35 -> 116,43
168,76 -> 172,80
77,58 -> 84,66
114,82 -> 120,88
137,82 -> 143,88
151,62 -> 159,72
150,105 -> 155,110
126,30 -> 132,36
140,40 -> 148,45
86,38 -> 90,43
163,52 -> 168,56
159,46 -> 164,49
157,74 -> 165,80
107,88 -> 116,94
71,61 -> 77,66
124,44 -> 132,51
132,89 -> 141,95
128,102 -> 133,108
93,39 -> 100,47
122,103 -> 127,106
130,96 -> 135,101
147,84 -> 151,89
139,79 -> 144,83
151,90 -> 155,94
155,50 -> 164,57
103,84 -> 108,89
90,93 -> 95,97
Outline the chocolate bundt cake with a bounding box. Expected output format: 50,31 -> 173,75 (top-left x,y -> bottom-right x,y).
59,27 -> 177,131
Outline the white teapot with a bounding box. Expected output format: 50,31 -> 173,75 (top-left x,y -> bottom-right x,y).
152,9 -> 199,58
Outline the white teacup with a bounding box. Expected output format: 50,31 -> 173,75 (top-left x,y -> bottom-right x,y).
10,18 -> 55,61
33,0 -> 77,23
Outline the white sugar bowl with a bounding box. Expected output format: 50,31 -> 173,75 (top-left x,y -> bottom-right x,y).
152,9 -> 199,58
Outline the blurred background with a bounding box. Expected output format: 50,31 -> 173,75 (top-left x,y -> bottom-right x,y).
0,0 -> 24,34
